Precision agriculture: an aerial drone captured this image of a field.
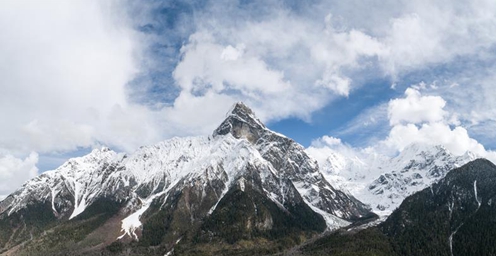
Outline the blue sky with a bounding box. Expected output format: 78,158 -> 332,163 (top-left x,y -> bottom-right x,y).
1,0 -> 496,196
269,77 -> 394,147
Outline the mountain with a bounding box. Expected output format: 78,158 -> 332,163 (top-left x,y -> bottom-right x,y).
0,103 -> 374,256
298,158 -> 496,256
382,158 -> 496,256
315,143 -> 477,215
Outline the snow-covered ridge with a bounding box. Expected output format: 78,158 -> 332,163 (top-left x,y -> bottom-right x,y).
312,143 -> 477,216
0,147 -> 125,217
1,134 -> 261,216
0,102 -> 371,241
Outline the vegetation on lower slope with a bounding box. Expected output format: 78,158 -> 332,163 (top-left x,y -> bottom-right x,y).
299,227 -> 394,256
1,198 -> 124,256
128,178 -> 326,256
199,184 -> 325,243
298,159 -> 496,256
452,199 -> 496,256
0,201 -> 57,253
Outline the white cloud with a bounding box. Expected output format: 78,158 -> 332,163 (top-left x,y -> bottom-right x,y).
332,0 -> 496,78
383,87 -> 496,161
159,91 -> 238,136
168,9 -> 389,123
306,136 -> 357,168
443,72 -> 496,128
0,153 -> 38,198
0,1 -> 184,196
315,72 -> 351,97
310,87 -> 496,163
0,0 -> 160,155
388,87 -> 447,125
312,136 -> 343,148
166,0 -> 496,129
220,44 -> 245,61
2,0 -> 488,160
173,32 -> 291,96
383,123 -> 489,157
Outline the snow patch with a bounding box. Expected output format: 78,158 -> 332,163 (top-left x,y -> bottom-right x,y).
307,201 -> 349,230
239,178 -> 245,192
69,180 -> 88,220
50,188 -> 59,214
118,192 -> 167,240
474,180 -> 481,207
293,181 -> 349,230
164,248 -> 174,256
118,199 -> 149,240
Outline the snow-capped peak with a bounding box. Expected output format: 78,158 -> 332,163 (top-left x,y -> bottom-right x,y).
225,102 -> 262,124
312,143 -> 478,216
1,103 -> 373,241
214,102 -> 266,140
0,146 -> 125,218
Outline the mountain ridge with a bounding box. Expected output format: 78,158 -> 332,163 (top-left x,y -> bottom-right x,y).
0,102 -> 374,255
298,158 -> 496,256
313,142 -> 477,215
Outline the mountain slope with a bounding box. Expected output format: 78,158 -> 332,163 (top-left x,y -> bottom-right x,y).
382,158 -> 496,256
298,158 -> 496,256
0,102 -> 374,255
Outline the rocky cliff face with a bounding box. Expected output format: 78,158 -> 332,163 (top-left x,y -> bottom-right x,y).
0,102 -> 374,256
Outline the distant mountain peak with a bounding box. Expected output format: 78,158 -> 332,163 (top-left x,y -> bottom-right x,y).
380,158 -> 496,256
315,142 -> 478,216
213,102 -> 266,142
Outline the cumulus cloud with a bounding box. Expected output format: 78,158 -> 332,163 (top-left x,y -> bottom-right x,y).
311,136 -> 343,148
0,0 -> 143,155
0,153 -> 38,198
388,87 -> 447,125
0,0 -> 176,196
382,87 -> 496,161
174,32 -> 291,96
169,8 -> 386,122
384,87 -> 496,161
327,0 -> 496,78
383,123 -> 489,156
163,0 -> 496,131
309,87 -> 496,163
3,0 -> 493,159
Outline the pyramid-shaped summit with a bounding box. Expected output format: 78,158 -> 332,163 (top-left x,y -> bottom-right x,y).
0,103 -> 374,255
214,102 -> 266,142
227,101 -> 258,117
